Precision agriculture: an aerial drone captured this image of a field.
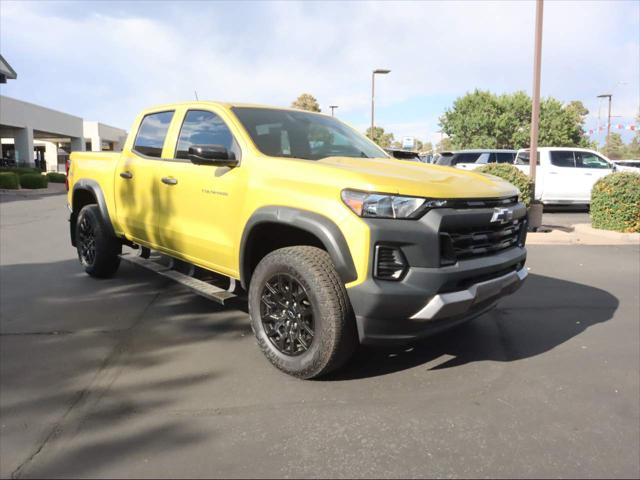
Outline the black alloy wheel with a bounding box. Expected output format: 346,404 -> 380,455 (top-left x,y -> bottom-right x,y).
77,215 -> 97,267
260,273 -> 315,356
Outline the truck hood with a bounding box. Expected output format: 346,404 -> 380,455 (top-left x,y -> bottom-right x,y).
317,156 -> 519,199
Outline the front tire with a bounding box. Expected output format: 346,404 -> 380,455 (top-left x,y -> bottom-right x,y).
248,246 -> 357,379
75,205 -> 121,278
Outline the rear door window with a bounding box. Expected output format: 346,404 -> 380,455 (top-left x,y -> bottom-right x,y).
550,151 -> 576,168
133,111 -> 174,158
496,152 -> 515,163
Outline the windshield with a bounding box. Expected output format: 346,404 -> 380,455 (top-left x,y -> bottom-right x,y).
232,107 -> 388,160
435,153 -> 455,165
515,151 -> 540,165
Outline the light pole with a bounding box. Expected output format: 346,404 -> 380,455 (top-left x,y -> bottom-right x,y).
529,0 -> 543,205
329,105 -> 338,117
597,93 -> 612,147
371,68 -> 390,140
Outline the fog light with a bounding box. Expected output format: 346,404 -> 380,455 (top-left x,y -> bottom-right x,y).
374,245 -> 407,280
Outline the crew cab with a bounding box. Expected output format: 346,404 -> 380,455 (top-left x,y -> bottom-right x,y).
514,147 -> 615,204
67,102 -> 528,379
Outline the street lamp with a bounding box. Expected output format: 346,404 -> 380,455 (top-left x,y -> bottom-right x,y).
329,105 -> 339,117
597,93 -> 613,147
371,68 -> 391,139
528,0 -> 544,230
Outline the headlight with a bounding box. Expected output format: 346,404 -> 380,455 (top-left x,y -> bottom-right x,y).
341,189 -> 448,219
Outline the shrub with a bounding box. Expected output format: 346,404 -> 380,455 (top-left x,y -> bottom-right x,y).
590,172 -> 640,233
475,163 -> 533,207
19,173 -> 49,189
46,172 -> 67,183
0,172 -> 19,189
0,167 -> 41,175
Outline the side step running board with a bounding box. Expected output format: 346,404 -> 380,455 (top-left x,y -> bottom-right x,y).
121,254 -> 237,305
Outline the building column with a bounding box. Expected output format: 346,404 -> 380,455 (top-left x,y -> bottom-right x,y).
70,136 -> 86,152
91,135 -> 101,152
14,127 -> 34,166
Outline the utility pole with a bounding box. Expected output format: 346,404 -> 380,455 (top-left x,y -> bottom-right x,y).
529,0 -> 544,205
329,105 -> 338,117
597,94 -> 612,147
371,69 -> 390,139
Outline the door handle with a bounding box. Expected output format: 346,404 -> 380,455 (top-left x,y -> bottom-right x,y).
120,171 -> 133,179
161,177 -> 178,185
548,171 -> 558,174
584,173 -> 593,176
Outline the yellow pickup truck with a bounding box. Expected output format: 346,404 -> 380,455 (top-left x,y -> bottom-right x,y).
68,102 -> 528,378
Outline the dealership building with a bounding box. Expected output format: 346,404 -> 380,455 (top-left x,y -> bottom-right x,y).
0,55 -> 126,172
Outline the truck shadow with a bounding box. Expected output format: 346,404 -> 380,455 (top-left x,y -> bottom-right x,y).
0,258 -> 248,477
328,273 -> 619,380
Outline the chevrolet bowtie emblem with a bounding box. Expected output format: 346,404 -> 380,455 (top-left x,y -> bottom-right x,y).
490,207 -> 514,224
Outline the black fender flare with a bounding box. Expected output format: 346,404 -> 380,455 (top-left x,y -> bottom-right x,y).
240,206 -> 358,288
70,179 -> 116,245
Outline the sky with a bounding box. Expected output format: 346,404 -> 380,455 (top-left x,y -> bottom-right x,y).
1,0 -> 638,146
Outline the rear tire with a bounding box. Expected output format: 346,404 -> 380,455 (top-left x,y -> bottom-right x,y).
75,205 -> 121,278
248,246 -> 357,379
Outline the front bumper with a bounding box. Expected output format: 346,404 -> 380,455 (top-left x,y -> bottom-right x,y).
410,266 -> 527,321
345,202 -> 528,344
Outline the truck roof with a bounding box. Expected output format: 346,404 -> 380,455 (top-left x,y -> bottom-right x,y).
140,101 -> 332,117
516,147 -> 599,153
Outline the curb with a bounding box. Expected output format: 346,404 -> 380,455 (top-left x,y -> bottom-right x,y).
528,223 -> 640,246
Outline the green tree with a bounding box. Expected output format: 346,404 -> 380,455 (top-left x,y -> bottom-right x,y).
602,133 -> 626,159
624,112 -> 640,158
366,126 -> 394,148
439,89 -> 591,149
565,100 -> 589,119
421,141 -> 433,153
291,93 -> 321,112
436,137 -> 453,152
625,136 -> 640,159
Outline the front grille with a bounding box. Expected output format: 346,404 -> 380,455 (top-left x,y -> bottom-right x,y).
440,218 -> 525,262
374,245 -> 407,280
445,196 -> 518,209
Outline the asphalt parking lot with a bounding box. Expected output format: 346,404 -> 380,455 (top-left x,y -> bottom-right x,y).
1,191 -> 638,479
541,206 -> 590,231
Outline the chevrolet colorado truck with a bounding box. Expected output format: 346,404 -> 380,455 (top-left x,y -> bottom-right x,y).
68,102 -> 528,379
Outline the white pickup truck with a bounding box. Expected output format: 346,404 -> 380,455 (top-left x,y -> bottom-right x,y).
514,147 -> 616,204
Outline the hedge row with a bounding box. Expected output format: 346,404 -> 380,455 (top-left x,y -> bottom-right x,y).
46,172 -> 67,183
590,172 -> 640,233
18,173 -> 48,189
475,163 -> 533,207
0,167 -> 42,175
0,172 -> 19,189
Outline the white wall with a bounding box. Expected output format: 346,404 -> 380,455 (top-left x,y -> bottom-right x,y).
83,121 -> 126,151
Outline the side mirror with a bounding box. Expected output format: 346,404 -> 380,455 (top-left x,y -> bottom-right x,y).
188,145 -> 238,167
